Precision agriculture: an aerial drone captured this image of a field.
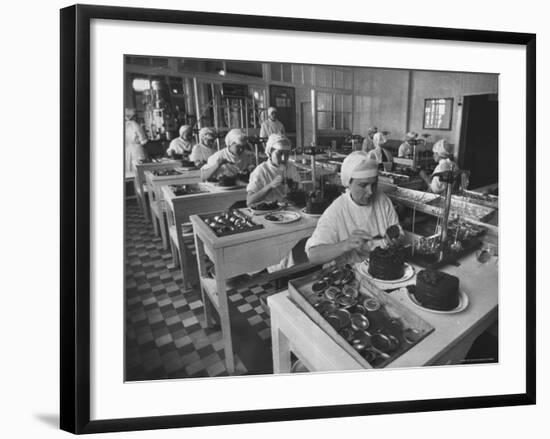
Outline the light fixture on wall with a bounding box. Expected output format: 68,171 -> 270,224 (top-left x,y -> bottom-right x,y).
218,61 -> 227,76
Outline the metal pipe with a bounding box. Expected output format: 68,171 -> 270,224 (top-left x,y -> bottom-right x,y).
192,77 -> 201,130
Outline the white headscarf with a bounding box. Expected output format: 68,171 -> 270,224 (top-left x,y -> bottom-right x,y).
432,139 -> 451,158
224,128 -> 247,148
125,108 -> 136,120
179,125 -> 193,137
405,131 -> 418,141
267,106 -> 278,116
340,151 -> 379,187
373,132 -> 387,148
367,126 -> 378,136
199,127 -> 216,143
265,134 -> 291,156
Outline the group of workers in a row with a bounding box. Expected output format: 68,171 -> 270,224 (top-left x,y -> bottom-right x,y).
126,105 -> 469,270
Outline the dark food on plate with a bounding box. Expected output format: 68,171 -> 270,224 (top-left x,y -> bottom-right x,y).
170,184 -> 207,196
217,175 -> 237,187
251,201 -> 279,211
286,189 -> 307,207
414,269 -> 460,311
180,160 -> 195,168
152,169 -> 181,176
305,190 -> 329,214
368,246 -> 406,280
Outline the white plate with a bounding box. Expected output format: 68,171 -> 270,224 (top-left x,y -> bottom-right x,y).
405,288 -> 469,314
358,260 -> 415,284
263,210 -> 302,224
249,202 -> 284,215
300,207 -> 322,218
205,182 -> 241,191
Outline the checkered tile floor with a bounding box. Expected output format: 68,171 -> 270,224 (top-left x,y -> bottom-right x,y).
125,198 -> 279,381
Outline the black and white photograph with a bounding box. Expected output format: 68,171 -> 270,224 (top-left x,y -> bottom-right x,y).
124,56 -> 500,380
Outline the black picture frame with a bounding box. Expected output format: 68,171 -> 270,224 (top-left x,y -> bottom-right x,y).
60,4 -> 536,434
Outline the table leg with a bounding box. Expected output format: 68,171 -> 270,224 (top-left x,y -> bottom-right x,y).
193,234 -> 215,326
270,314 -> 292,374
216,273 -> 235,375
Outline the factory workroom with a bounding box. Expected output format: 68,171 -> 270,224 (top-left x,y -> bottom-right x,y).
124,56 -> 499,379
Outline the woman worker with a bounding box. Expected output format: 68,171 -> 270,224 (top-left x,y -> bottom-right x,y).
367,132 -> 393,171
419,139 -> 469,194
361,126 -> 378,153
306,152 -> 402,266
166,124 -> 195,158
246,134 -> 291,206
124,108 -> 148,177
190,127 -> 217,168
260,106 -> 286,138
398,131 -> 418,158
200,128 -> 254,181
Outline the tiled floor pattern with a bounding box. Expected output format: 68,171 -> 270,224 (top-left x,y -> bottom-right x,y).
125,197 -> 497,381
125,198 -> 277,381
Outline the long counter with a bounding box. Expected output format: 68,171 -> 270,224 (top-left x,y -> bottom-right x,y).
268,250 -> 498,372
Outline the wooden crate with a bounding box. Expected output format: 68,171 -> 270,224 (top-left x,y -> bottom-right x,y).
288,268 -> 434,368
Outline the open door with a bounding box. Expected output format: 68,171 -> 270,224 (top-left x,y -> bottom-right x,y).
458,93 -> 499,190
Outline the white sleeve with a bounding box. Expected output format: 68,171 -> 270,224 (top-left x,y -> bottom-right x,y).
259,123 -> 267,138
189,144 -> 200,162
166,139 -> 176,154
305,205 -> 341,253
246,167 -> 264,194
200,152 -> 219,178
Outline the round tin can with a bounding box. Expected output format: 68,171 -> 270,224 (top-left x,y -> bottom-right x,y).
312,280 -> 328,294
363,296 -> 381,312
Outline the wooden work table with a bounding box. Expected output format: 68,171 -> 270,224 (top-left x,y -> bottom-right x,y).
268,251 -> 498,372
190,206 -> 320,374
133,159 -> 181,221
162,181 -> 248,289
144,168 -> 202,249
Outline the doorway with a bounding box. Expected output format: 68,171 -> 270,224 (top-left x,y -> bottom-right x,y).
458,93 -> 499,190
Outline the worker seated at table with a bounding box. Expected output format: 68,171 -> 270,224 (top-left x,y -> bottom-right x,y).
418,139 -> 469,194
367,132 -> 394,172
190,127 -> 217,168
200,128 -> 255,181
306,152 -> 402,266
398,131 -> 418,158
361,126 -> 378,153
246,134 -> 291,206
167,125 -> 195,159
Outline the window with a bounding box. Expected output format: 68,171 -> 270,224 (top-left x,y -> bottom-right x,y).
316,92 -> 352,130
270,63 -> 293,82
423,98 -> 454,130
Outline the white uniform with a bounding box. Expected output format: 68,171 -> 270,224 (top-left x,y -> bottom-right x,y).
190,143 -> 214,166
367,147 -> 393,165
201,147 -> 254,180
398,141 -> 413,158
429,158 -> 454,194
125,119 -> 147,177
246,160 -> 287,202
305,191 -> 400,266
167,137 -> 194,156
260,119 -> 285,138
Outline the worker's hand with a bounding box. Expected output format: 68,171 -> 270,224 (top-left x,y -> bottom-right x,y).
217,157 -> 228,167
344,230 -> 372,252
269,175 -> 284,188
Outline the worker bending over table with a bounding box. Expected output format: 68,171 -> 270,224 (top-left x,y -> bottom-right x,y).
200,128 -> 255,181
306,152 -> 402,266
